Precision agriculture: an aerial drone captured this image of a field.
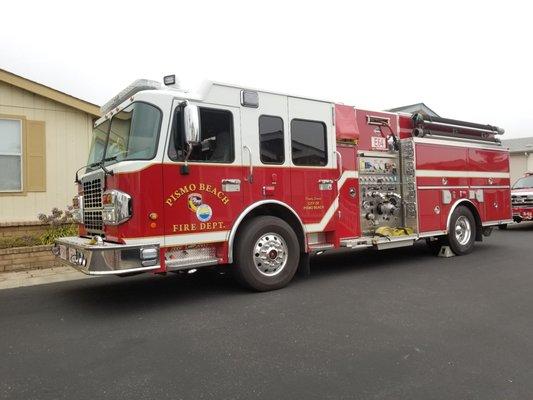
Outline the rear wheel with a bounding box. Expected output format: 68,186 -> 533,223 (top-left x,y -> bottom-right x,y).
445,205 -> 476,255
233,216 -> 300,291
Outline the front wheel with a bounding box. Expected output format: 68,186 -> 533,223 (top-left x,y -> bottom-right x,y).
233,216 -> 300,291
445,206 -> 476,255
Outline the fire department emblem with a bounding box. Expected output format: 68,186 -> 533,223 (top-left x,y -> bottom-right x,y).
187,193 -> 203,212
196,204 -> 212,222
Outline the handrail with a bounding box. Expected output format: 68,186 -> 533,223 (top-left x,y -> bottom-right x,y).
243,145 -> 253,183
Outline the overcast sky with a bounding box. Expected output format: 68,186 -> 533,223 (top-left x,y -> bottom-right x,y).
1,0 -> 531,138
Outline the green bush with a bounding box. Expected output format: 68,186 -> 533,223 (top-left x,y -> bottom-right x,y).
0,207 -> 78,249
39,224 -> 78,245
38,207 -> 78,245
0,236 -> 41,250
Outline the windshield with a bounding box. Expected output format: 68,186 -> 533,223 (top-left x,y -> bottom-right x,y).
513,175 -> 533,189
87,102 -> 162,171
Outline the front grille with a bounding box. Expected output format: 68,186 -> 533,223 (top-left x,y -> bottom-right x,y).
82,175 -> 103,233
84,210 -> 103,232
512,195 -> 533,207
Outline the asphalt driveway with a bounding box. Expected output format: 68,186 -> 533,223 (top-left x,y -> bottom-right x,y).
1,223 -> 533,400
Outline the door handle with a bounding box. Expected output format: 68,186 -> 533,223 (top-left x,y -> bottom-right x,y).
243,145 -> 253,183
335,150 -> 342,181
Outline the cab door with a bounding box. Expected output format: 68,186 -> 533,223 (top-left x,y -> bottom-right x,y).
239,91 -> 291,206
162,101 -> 243,247
288,97 -> 338,234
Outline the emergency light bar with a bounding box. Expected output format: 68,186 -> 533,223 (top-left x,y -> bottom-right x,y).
100,79 -> 162,115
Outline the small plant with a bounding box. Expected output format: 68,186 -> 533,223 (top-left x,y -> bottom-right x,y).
0,235 -> 41,250
37,207 -> 78,245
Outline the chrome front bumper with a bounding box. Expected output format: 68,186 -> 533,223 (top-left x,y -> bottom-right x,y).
53,236 -> 160,275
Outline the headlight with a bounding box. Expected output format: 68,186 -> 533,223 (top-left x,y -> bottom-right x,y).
102,190 -> 132,225
72,195 -> 84,223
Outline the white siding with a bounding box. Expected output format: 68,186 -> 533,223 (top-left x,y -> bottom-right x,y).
509,153 -> 533,185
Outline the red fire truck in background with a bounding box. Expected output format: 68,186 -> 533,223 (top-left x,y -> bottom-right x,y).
54,76 -> 512,291
508,172 -> 533,225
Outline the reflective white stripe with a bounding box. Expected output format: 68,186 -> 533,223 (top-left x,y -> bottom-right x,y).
337,170 -> 358,189
416,170 -> 510,179
470,185 -> 510,189
305,198 -> 339,233
418,185 -> 510,190
122,236 -> 164,246
305,170 -> 357,233
418,186 -> 469,190
413,137 -> 508,152
165,231 -> 229,246
123,231 -> 230,247
104,160 -> 156,174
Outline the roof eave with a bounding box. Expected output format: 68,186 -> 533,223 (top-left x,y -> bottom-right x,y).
0,68 -> 100,117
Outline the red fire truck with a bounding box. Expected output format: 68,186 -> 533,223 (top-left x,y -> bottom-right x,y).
54,76 -> 512,291
509,172 -> 533,225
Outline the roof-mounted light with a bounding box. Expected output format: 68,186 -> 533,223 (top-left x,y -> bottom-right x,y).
100,79 -> 161,115
163,74 -> 176,86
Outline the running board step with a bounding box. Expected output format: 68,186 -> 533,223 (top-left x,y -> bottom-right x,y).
165,247 -> 220,271
340,238 -> 373,249
340,234 -> 418,250
374,238 -> 415,250
308,243 -> 335,251
166,258 -> 219,271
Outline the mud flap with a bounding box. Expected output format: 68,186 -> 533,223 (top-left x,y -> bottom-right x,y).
297,253 -> 311,278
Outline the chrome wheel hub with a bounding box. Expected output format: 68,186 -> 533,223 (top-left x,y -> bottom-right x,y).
253,233 -> 288,276
454,216 -> 472,246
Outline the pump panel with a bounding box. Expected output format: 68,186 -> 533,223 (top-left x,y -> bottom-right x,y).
358,153 -> 401,235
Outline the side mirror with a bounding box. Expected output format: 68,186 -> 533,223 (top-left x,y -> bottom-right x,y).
180,103 -> 200,175
184,104 -> 200,145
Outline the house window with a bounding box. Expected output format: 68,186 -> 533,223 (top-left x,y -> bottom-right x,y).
0,119 -> 22,191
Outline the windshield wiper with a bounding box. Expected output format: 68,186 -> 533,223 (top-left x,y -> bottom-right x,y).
74,156 -> 117,184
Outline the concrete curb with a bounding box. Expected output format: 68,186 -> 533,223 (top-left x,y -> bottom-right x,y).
0,266 -> 91,290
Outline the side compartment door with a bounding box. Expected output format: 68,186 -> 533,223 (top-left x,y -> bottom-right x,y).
484,188 -> 510,222
162,101 -> 243,247
336,145 -> 360,239
288,97 -> 338,234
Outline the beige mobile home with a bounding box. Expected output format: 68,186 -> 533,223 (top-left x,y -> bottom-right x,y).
0,68 -> 99,226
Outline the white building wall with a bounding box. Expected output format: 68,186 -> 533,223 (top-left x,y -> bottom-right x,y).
509,152 -> 533,185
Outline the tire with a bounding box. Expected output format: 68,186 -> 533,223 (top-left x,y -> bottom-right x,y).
445,205 -> 476,255
233,216 -> 300,291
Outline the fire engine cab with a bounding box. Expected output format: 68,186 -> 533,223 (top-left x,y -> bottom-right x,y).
54,76 -> 513,291
509,172 -> 533,225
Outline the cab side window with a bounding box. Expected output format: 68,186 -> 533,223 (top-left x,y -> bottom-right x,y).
169,107 -> 234,163
291,119 -> 327,166
259,115 -> 284,164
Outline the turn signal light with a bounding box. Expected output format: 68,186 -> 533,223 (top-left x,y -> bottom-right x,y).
72,195 -> 83,223
102,192 -> 113,206
101,190 -> 132,225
